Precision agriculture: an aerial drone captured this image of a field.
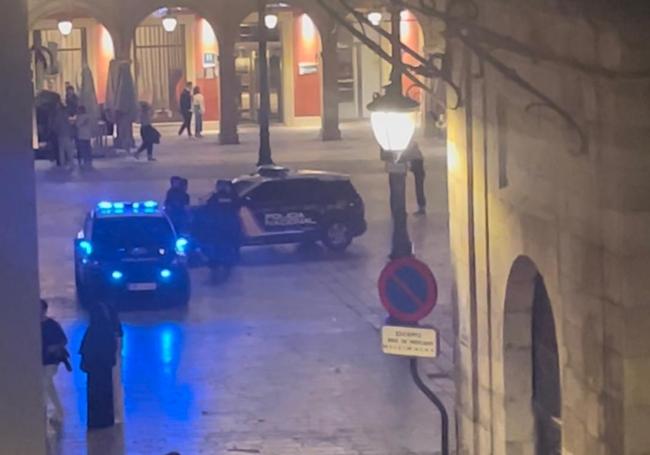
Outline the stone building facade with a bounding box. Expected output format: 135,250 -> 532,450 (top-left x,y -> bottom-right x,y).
447,1 -> 650,454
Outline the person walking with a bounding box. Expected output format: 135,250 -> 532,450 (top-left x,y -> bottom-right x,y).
408,142 -> 427,215
41,299 -> 69,425
75,105 -> 93,167
192,86 -> 205,138
178,82 -> 193,137
135,101 -> 160,161
80,302 -> 118,430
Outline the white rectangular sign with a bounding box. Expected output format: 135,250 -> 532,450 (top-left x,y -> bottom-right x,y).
382,326 -> 439,358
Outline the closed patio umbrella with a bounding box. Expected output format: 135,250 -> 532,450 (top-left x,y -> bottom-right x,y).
105,60 -> 138,151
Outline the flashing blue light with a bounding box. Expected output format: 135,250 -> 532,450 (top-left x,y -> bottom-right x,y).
97,201 -> 112,210
112,202 -> 125,210
160,269 -> 172,279
132,202 -> 141,210
143,200 -> 158,209
175,237 -> 189,255
78,240 -> 93,256
111,270 -> 124,281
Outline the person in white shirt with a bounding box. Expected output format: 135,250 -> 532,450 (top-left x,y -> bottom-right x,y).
192,86 -> 206,138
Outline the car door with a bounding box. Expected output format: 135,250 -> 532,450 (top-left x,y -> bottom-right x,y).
242,179 -> 320,239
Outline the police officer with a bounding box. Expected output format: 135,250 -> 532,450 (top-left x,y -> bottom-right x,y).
164,176 -> 190,234
195,180 -> 241,283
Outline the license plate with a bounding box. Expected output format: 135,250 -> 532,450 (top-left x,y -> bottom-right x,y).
128,283 -> 157,291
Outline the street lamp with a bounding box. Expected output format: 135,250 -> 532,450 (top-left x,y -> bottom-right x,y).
257,0 -> 274,166
367,11 -> 383,26
57,20 -> 73,36
367,87 -> 419,153
368,1 -> 420,259
264,13 -> 279,30
162,15 -> 178,33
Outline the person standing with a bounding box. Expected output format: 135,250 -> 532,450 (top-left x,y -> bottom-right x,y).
75,105 -> 93,167
192,86 -> 205,138
80,302 -> 117,430
41,299 -> 69,425
408,142 -> 427,215
104,301 -> 125,425
64,83 -> 79,117
196,180 -> 242,283
165,176 -> 190,233
178,82 -> 193,137
54,101 -> 75,168
135,101 -> 160,161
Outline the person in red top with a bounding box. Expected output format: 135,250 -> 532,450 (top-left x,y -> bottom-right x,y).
41,299 -> 69,424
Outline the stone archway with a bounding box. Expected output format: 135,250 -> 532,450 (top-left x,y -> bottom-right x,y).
503,256 -> 562,455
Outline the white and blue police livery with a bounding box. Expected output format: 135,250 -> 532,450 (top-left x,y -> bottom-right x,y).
232,166 -> 367,252
74,201 -> 191,309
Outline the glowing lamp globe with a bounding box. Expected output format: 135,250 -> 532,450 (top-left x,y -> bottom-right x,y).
367,11 -> 382,26
58,20 -> 73,36
264,14 -> 279,30
367,90 -> 420,152
162,16 -> 178,33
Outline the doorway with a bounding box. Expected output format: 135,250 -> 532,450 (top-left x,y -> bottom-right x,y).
532,275 -> 562,454
503,257 -> 562,455
235,43 -> 283,123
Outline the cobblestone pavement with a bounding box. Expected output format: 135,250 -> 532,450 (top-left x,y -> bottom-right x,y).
37,123 -> 454,455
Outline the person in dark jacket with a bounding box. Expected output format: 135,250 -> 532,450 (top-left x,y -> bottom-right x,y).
135,101 -> 160,161
178,82 -> 193,137
80,302 -> 118,430
65,83 -> 79,117
194,180 -> 242,283
408,142 -> 427,215
165,176 -> 191,233
41,299 -> 69,424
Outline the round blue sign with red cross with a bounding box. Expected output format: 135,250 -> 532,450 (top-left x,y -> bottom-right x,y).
378,257 -> 438,323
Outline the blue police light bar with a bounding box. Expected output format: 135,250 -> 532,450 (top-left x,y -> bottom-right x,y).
160,269 -> 172,279
96,201 -> 159,212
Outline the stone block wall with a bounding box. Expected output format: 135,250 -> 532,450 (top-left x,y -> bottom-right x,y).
447,1 -> 650,454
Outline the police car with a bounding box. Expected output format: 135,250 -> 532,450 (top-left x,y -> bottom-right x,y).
232,166 -> 366,251
74,201 -> 191,308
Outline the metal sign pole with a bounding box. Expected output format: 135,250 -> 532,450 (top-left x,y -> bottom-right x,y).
410,357 -> 449,455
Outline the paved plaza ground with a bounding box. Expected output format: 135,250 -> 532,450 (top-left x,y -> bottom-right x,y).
36,123 -> 454,455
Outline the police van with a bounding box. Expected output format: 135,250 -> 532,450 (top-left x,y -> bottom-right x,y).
232,166 -> 366,251
74,201 -> 191,308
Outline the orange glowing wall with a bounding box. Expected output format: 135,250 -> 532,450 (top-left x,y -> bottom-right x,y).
94,25 -> 114,103
400,10 -> 422,102
293,13 -> 321,117
194,17 -> 220,121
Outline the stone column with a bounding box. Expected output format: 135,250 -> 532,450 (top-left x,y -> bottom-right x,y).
217,24 -> 240,145
0,0 -> 46,453
319,21 -> 341,141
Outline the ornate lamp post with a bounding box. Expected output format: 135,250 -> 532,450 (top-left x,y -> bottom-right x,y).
367,0 -> 420,259
257,0 -> 274,166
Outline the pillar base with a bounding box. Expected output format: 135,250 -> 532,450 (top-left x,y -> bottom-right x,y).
321,127 -> 342,141
219,131 -> 240,145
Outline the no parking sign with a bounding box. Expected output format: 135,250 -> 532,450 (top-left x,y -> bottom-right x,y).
378,257 -> 438,324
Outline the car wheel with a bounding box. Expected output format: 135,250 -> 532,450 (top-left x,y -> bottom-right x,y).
323,221 -> 352,252
172,275 -> 191,307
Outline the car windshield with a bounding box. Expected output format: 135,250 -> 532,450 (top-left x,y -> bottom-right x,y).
233,180 -> 256,196
92,216 -> 174,250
